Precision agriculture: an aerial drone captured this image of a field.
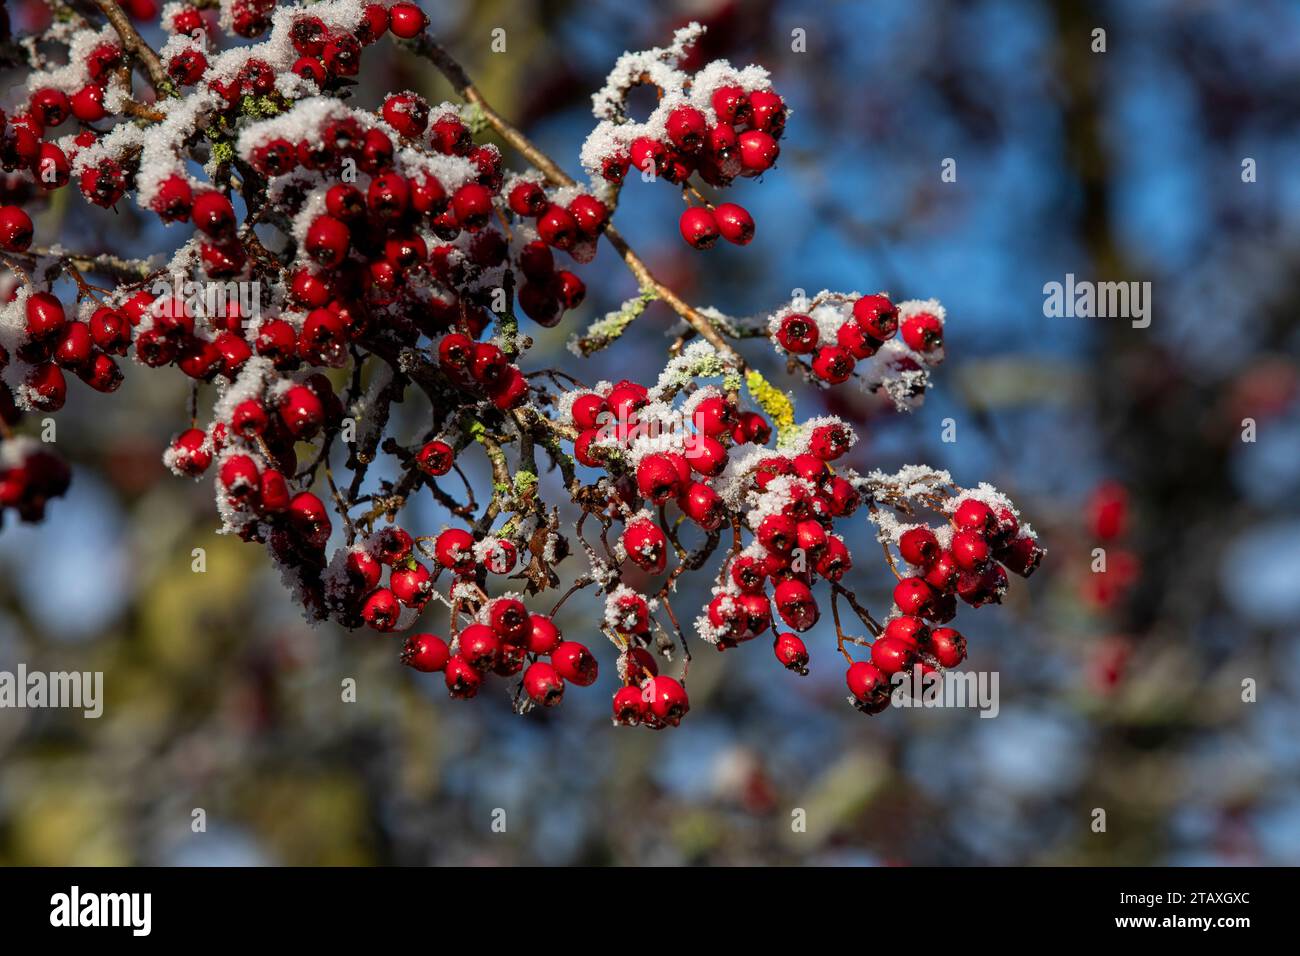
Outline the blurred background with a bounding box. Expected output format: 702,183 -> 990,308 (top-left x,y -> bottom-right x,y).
2,0 -> 1299,865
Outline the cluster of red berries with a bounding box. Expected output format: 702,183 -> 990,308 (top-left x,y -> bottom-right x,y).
770,293 -> 947,404
0,33 -> 124,201
0,8 -> 1043,730
0,438 -> 70,525
696,422 -> 863,650
2,289 -> 127,414
504,177 -> 609,325
580,24 -> 785,249
847,488 -> 1044,713
400,601 -> 599,710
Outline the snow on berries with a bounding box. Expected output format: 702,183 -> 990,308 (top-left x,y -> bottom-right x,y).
579,23 -> 784,249
0,11 -> 1041,729
769,292 -> 948,409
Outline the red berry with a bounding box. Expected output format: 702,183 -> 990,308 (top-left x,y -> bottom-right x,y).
508,180 -> 547,217
924,550 -> 960,592
623,517 -> 668,575
429,116 -> 471,156
714,203 -> 754,244
322,34 -> 361,76
837,320 -> 882,359
811,345 -> 854,384
279,384 -> 325,439
192,191 -> 235,236
899,527 -> 940,568
381,92 -> 429,137
711,86 -> 752,125
551,641 -> 598,686
852,294 -> 898,339
636,453 -> 684,504
883,615 -> 928,647
231,399 -> 268,437
643,675 -> 689,726
458,623 -> 500,670
537,203 -> 578,249
387,2 -> 428,38
568,194 -> 608,235
288,491 -> 331,547
30,88 -> 69,127
488,597 -> 529,643
665,106 -> 708,153
524,661 -> 565,706
774,632 -> 809,674
401,633 -> 450,672
808,422 -> 852,461
737,130 -> 779,174
955,563 -> 1008,607
748,89 -> 786,136
678,206 -> 720,249
681,481 -> 725,531
415,439 -> 454,476
774,578 -> 818,631
305,215 -> 350,267
996,534 -> 1044,578
524,614 -> 562,656
25,292 -> 66,340
390,562 -> 432,608
167,48 -> 208,86
816,535 -> 853,581
219,458 -> 259,502
292,57 -> 326,84
482,538 -> 517,574
951,528 -> 992,571
151,175 -> 193,222
70,85 -> 107,123
871,635 -> 916,676
361,588 -> 400,631
902,312 -> 943,352
953,498 -> 997,535
776,313 -> 818,354
167,429 -> 211,477
356,5 -> 390,43
928,627 -> 967,668
450,183 -> 493,230
846,660 -> 889,711
893,577 -> 936,617
434,528 -> 476,574
757,513 -> 798,555
612,684 -> 647,725
444,655 -> 483,699
258,469 -> 290,512
629,137 -> 666,175
0,206 -> 33,252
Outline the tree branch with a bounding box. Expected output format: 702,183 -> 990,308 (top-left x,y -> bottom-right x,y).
93,0 -> 171,94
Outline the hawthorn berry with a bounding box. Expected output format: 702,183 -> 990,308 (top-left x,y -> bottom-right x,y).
402,633 -> 450,673
714,203 -> 755,244
643,676 -> 689,727
774,632 -> 810,674
0,206 -> 33,251
679,206 -> 720,249
524,661 -> 565,706
388,2 -> 428,38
